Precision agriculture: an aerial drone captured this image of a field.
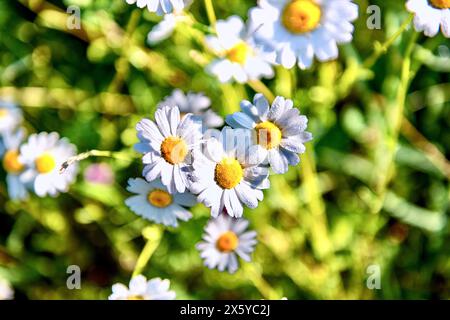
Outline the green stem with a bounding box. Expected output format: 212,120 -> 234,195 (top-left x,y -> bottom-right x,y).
132,226 -> 164,277
374,31 -> 418,212
59,149 -> 136,173
363,14 -> 414,69
203,0 -> 217,27
248,80 -> 275,103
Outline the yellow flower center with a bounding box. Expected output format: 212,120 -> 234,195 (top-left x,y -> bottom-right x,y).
282,0 -> 322,34
127,295 -> 145,300
147,189 -> 173,208
160,136 -> 188,165
429,0 -> 450,8
214,157 -> 243,190
255,121 -> 283,149
0,108 -> 8,118
3,150 -> 24,174
216,231 -> 239,253
226,42 -> 253,65
35,153 -> 56,174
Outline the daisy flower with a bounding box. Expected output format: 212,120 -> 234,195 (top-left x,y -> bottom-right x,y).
19,132 -> 78,197
1,129 -> 28,200
135,106 -> 202,194
196,214 -> 257,274
109,275 -> 176,300
125,177 -> 195,227
157,89 -> 224,129
189,127 -> 269,218
406,0 -> 450,37
0,100 -> 22,136
226,94 -> 312,174
249,0 -> 358,69
0,278 -> 14,300
125,0 -> 186,15
206,15 -> 274,83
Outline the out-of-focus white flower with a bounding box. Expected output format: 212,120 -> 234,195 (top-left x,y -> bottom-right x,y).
135,106 -> 203,194
157,89 -> 224,129
109,275 -> 176,300
0,278 -> 14,300
249,0 -> 358,69
226,94 -> 312,174
206,15 -> 274,83
196,214 -> 257,274
148,14 -> 178,44
406,0 -> 450,37
0,100 -> 22,136
19,132 -> 78,197
125,0 -> 186,15
1,128 -> 28,200
125,177 -> 195,227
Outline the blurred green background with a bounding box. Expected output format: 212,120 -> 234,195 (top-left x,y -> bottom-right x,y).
0,0 -> 449,299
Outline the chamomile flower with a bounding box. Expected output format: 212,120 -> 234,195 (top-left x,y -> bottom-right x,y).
109,275 -> 176,300
226,94 -> 312,174
135,106 -> 202,194
406,0 -> 450,37
0,100 -> 22,135
19,132 -> 78,197
206,15 -> 274,83
249,0 -> 358,69
196,214 -> 257,274
125,177 -> 195,227
157,89 -> 224,129
1,129 -> 28,200
0,278 -> 14,300
125,0 -> 186,15
189,127 -> 269,218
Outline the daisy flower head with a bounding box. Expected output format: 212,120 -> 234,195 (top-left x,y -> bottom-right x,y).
135,106 -> 202,194
196,214 -> 257,274
109,275 -> 176,300
157,89 -> 224,129
189,127 -> 270,218
249,0 -> 358,69
226,94 -> 312,174
1,128 -> 28,200
206,15 -> 274,83
406,0 -> 450,37
0,100 -> 22,135
19,132 -> 78,197
0,278 -> 14,300
125,177 -> 195,227
125,0 -> 187,15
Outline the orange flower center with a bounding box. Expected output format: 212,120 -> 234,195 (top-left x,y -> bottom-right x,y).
3,150 -> 24,174
282,0 -> 322,34
35,153 -> 56,174
160,136 -> 188,165
216,231 -> 239,253
214,157 -> 243,189
147,189 -> 172,208
255,121 -> 282,149
429,0 -> 450,8
226,42 -> 253,65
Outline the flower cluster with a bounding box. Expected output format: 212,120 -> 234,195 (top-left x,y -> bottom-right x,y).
126,89 -> 312,277
0,101 -> 78,200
